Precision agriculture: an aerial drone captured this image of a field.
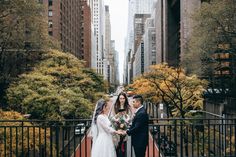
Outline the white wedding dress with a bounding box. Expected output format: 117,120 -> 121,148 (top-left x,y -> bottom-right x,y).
91,114 -> 117,157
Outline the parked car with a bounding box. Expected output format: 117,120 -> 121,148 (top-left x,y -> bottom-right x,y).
109,93 -> 114,97
150,125 -> 160,134
75,123 -> 86,135
126,91 -> 135,97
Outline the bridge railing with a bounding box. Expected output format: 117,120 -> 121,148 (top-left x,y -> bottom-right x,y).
150,118 -> 236,157
0,118 -> 235,157
0,119 -> 92,157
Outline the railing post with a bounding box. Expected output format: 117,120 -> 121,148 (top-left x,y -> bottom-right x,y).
21,121 -> 24,157
55,124 -> 59,157
158,123 -> 161,157
180,119 -> 183,157
174,119 -> 177,156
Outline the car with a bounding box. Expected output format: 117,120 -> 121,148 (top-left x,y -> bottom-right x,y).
126,91 -> 135,97
149,125 -> 160,134
75,123 -> 86,135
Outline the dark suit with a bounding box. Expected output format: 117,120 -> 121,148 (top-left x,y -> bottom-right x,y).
127,106 -> 149,157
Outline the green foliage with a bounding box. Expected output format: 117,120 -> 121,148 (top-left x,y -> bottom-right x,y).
182,0 -> 236,96
183,0 -> 236,72
0,0 -> 59,107
6,50 -> 106,120
0,0 -> 56,51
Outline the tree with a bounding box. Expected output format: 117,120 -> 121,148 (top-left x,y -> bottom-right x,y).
6,50 -> 106,120
0,110 -> 55,156
82,68 -> 109,101
182,0 -> 236,98
0,0 -> 53,51
130,64 -> 208,118
0,0 -> 59,107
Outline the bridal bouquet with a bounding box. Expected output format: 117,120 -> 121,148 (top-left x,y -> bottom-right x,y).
110,109 -> 131,148
110,109 -> 131,131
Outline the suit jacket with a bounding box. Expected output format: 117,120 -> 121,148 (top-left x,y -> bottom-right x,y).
127,106 -> 149,149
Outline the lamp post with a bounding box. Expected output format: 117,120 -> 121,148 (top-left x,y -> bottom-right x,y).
189,110 -> 224,118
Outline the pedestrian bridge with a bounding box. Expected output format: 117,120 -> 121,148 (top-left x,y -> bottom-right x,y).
0,118 -> 235,157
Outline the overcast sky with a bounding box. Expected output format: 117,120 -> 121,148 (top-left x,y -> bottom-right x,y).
104,0 -> 128,84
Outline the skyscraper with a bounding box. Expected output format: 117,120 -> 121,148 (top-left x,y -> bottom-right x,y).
91,0 -> 105,75
124,0 -> 154,84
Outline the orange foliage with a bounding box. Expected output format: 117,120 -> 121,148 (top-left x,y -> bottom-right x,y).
0,110 -> 55,156
130,64 -> 208,117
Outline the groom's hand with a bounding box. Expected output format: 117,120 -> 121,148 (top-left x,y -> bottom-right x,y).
116,130 -> 123,135
121,130 -> 127,135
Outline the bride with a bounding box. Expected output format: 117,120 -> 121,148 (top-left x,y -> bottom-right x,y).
90,98 -> 123,157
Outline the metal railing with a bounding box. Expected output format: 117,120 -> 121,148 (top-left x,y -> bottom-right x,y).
0,119 -> 92,157
150,118 -> 236,157
0,118 -> 235,157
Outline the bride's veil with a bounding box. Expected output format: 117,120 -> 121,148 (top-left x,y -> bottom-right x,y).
89,101 -> 99,144
108,101 -> 114,117
89,98 -> 114,149
89,99 -> 109,144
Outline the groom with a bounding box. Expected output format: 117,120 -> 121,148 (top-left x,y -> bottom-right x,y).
125,95 -> 149,157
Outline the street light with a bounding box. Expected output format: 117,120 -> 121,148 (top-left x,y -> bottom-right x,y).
189,110 -> 224,118
23,114 -> 31,119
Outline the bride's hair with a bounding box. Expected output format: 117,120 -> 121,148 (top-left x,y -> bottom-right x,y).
94,99 -> 107,124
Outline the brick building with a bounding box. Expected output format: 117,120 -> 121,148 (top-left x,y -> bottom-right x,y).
41,0 -> 91,67
81,0 -> 92,67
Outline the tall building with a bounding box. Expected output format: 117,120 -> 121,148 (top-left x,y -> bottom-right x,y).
155,0 -> 201,66
143,18 -> 156,72
105,6 -> 116,85
124,0 -> 154,84
135,0 -> 154,14
124,0 -> 135,85
105,6 -> 111,60
111,40 -> 119,86
81,0 -> 92,67
133,41 -> 144,77
180,0 -> 201,59
132,14 -> 150,78
42,0 -> 92,67
91,0 -> 105,76
104,5 -> 110,82
134,14 -> 151,53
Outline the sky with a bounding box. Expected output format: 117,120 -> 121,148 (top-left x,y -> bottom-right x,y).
104,0 -> 128,84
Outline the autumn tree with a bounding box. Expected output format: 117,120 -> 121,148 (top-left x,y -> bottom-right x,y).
6,50 -> 106,120
0,110 -> 55,156
0,0 -> 59,107
130,64 -> 208,118
182,0 -> 236,98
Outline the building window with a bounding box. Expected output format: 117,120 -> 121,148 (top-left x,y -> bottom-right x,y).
48,20 -> 53,28
49,31 -> 53,36
49,0 -> 52,6
48,10 -> 53,17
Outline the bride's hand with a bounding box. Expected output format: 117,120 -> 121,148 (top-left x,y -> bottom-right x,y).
115,130 -> 124,135
115,130 -> 127,135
